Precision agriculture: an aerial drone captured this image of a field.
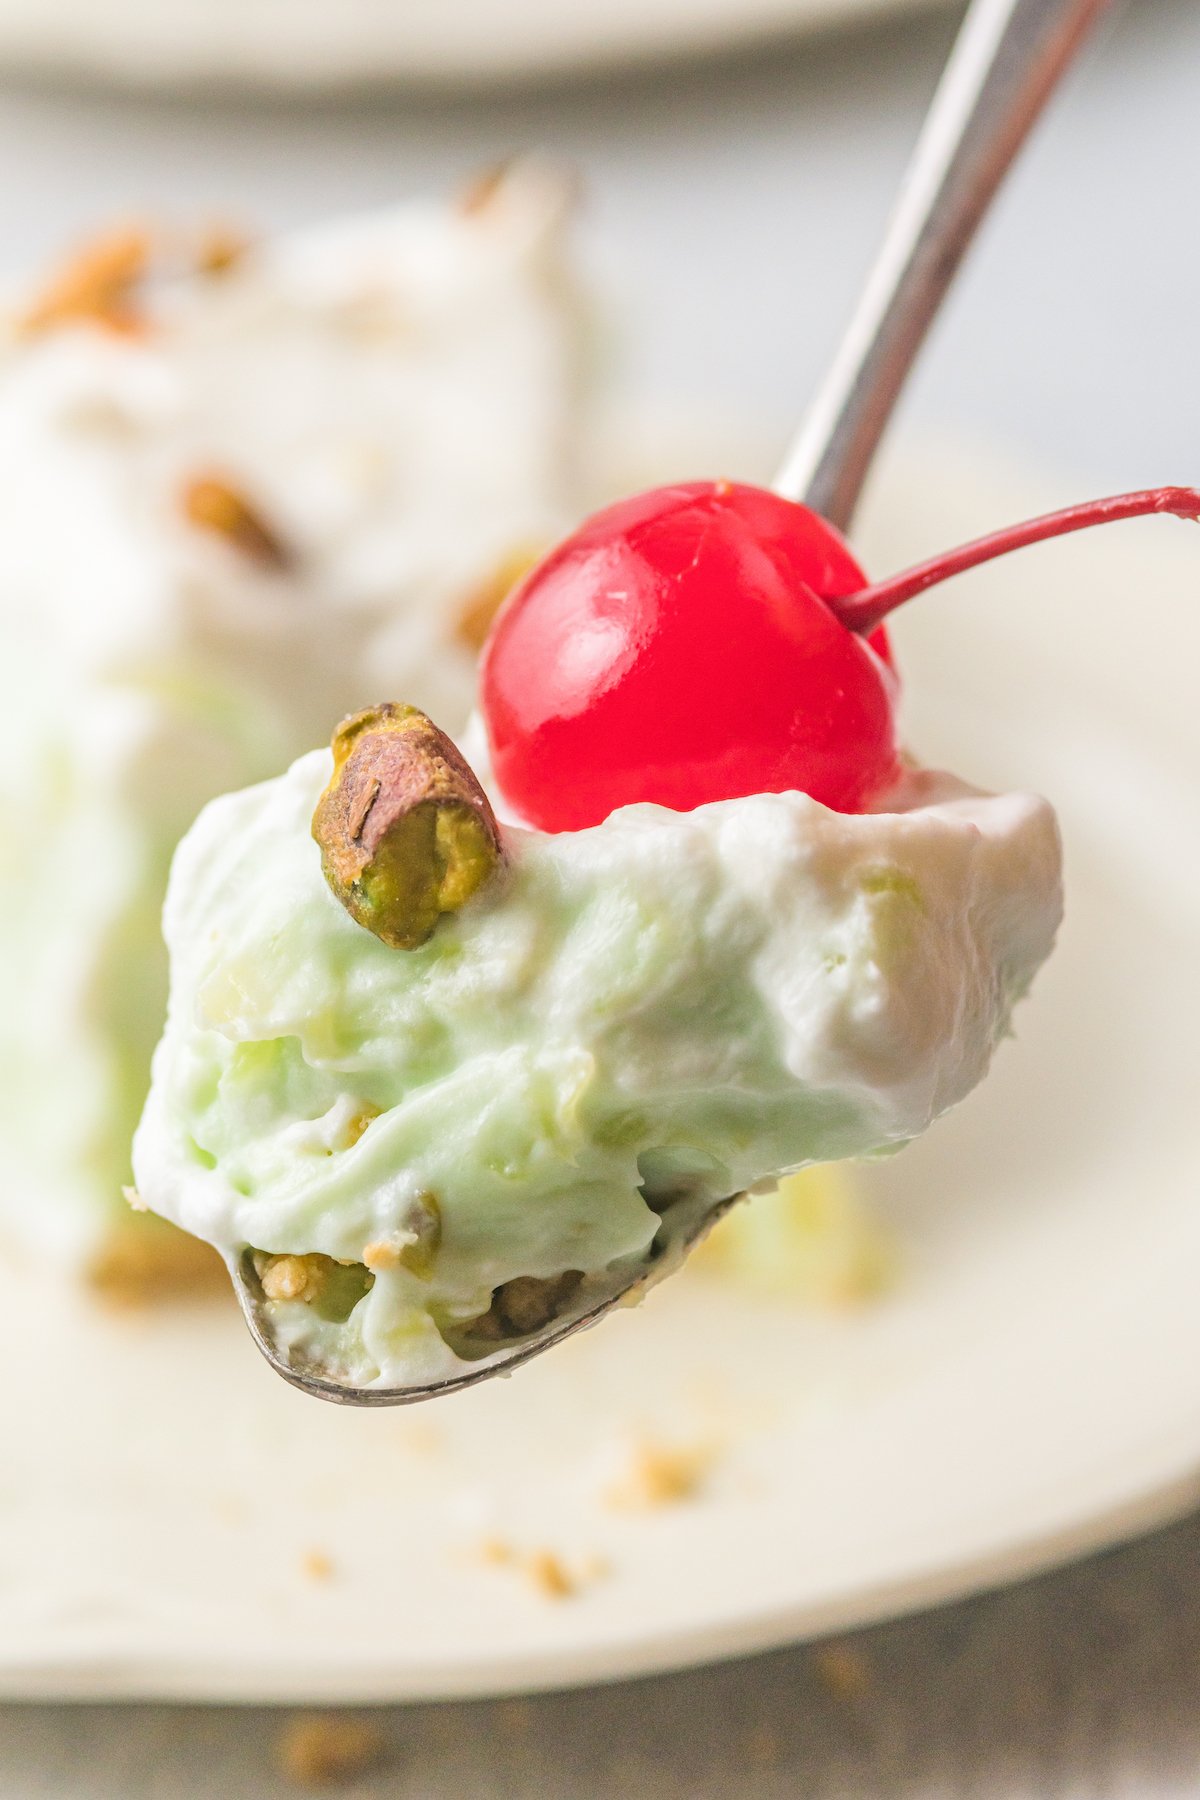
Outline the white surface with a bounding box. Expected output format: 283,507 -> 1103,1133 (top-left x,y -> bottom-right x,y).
0,0 -> 941,89
4,445 -> 1198,1703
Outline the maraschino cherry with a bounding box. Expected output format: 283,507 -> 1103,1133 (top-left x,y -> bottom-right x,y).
480,480 -> 1199,834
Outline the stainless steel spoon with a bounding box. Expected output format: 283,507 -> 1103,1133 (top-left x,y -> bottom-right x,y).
234,0 -> 1111,1405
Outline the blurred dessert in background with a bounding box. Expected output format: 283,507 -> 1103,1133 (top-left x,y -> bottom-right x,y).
0,159 -> 588,1292
693,1163 -> 890,1305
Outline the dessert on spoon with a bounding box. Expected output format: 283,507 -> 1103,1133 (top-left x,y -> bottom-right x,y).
132,0 -> 1187,1403
133,478 -> 1198,1398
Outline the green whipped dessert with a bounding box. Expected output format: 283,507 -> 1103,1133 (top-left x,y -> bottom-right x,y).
132,703 -> 1061,1389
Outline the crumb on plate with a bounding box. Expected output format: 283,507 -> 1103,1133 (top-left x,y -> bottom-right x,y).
812,1642 -> 872,1699
395,1418 -> 443,1457
525,1548 -> 575,1599
603,1436 -> 713,1511
470,1537 -> 604,1600
476,1536 -> 515,1567
276,1715 -> 384,1788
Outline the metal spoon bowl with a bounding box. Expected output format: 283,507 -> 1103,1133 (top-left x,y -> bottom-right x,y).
233,0 -> 1109,1405
232,1189 -> 741,1405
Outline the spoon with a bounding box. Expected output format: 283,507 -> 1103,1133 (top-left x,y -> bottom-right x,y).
234,0 -> 1111,1405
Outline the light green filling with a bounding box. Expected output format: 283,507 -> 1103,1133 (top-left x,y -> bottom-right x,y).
138,744 -> 1059,1383
139,753 -> 946,1379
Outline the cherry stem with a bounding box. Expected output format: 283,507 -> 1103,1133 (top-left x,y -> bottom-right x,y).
831,486 -> 1200,636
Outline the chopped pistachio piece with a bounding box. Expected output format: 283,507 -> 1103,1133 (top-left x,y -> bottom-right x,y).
467,1271 -> 584,1342
252,1250 -> 373,1323
312,703 -> 504,951
181,473 -> 291,570
364,1191 -> 441,1279
454,541 -> 545,652
254,1250 -> 331,1304
21,223 -> 148,335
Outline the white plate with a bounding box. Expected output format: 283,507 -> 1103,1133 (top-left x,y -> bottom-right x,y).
5,444 -> 1199,1703
0,0 -> 941,90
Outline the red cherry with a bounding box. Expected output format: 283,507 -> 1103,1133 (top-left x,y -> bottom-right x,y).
480,480 -> 1200,836
480,481 -> 899,832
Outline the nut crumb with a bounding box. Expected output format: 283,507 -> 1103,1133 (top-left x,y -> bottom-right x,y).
196,222 -> 250,275
362,1239 -> 401,1272
457,160 -> 515,217
276,1715 -> 384,1788
88,1216 -> 227,1308
467,1269 -> 583,1341
525,1548 -> 575,1599
396,1418 -> 443,1457
472,1537 -> 603,1599
604,1437 -> 712,1512
313,702 -> 503,954
256,1251 -> 331,1304
22,224 -> 149,336
300,1548 -> 335,1582
812,1642 -> 871,1699
475,1536 -> 515,1566
364,1193 -> 441,1279
181,471 -> 291,570
342,1104 -> 380,1149
121,1184 -> 147,1213
454,541 -> 544,651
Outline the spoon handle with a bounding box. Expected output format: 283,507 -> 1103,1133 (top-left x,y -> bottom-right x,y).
773,0 -> 1111,529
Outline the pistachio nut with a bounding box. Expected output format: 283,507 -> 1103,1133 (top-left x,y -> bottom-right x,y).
182,472 -> 290,570
468,1270 -> 584,1341
312,702 -> 504,950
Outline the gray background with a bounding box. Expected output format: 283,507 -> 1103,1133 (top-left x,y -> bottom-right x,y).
3,1 -> 1198,1789
1,0 -> 1197,489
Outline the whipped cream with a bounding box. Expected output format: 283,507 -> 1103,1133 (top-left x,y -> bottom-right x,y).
0,166 -> 589,1263
133,747 -> 1062,1387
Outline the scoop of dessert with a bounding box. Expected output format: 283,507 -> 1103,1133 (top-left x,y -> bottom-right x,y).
131,726 -> 1061,1396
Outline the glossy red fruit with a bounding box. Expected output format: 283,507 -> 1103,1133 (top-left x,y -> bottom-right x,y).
480,480 -> 900,833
